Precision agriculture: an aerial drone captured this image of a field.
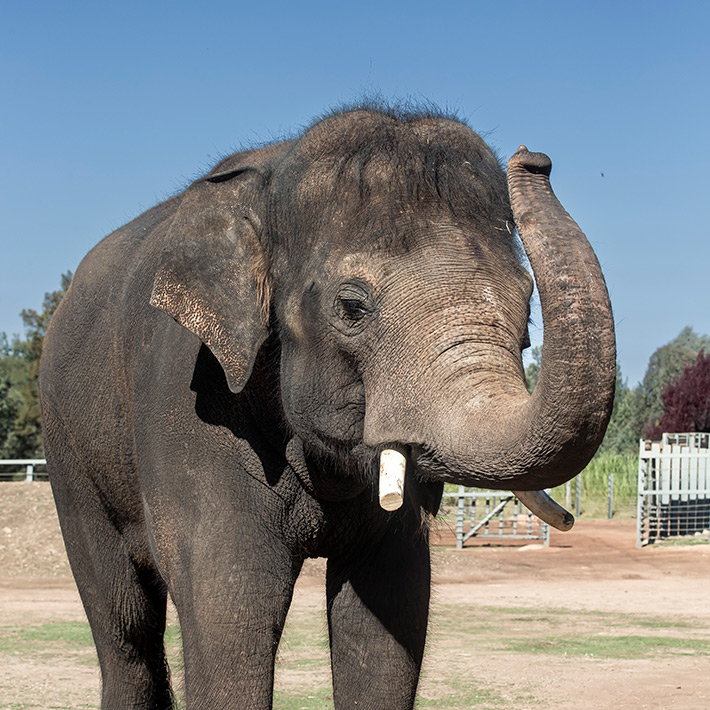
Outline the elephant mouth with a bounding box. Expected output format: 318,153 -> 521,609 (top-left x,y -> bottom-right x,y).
409,444 -> 458,483
299,434 -> 574,532
288,436 -> 381,502
408,443 -> 489,488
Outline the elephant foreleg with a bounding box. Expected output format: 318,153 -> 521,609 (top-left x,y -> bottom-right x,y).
169,540 -> 301,710
326,528 -> 430,710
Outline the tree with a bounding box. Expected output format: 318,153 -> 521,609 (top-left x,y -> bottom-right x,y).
524,346 -> 541,394
645,350 -> 710,439
638,342 -> 697,428
671,325 -> 710,353
638,326 -> 710,439
0,334 -> 30,458
596,362 -> 636,455
0,272 -> 71,458
0,378 -> 19,456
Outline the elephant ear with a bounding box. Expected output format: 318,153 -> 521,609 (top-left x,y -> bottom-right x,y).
150,168 -> 271,394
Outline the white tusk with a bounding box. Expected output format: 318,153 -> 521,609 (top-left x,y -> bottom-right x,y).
512,489 -> 575,532
379,448 -> 407,511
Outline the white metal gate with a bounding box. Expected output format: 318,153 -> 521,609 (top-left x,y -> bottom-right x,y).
442,487 -> 550,548
637,433 -> 710,547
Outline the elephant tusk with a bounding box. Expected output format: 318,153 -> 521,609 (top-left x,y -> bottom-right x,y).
512,489 -> 574,532
379,448 -> 407,511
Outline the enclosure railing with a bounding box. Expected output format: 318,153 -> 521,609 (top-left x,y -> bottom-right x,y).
0,459 -> 48,482
441,488 -> 550,548
637,434 -> 710,547
0,458 -> 631,531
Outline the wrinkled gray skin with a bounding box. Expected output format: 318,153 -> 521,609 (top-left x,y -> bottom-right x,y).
40,107 -> 615,710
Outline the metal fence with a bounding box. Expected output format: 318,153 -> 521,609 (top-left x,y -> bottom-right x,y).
0,459 -> 48,481
637,433 -> 710,547
441,487 -> 549,548
559,472 -> 628,519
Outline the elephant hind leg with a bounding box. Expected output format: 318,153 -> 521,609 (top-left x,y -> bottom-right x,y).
48,447 -> 172,709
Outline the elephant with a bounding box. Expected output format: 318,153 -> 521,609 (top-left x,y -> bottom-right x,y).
39,105 -> 615,710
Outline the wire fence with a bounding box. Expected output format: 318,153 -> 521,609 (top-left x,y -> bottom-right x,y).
549,471 -> 636,519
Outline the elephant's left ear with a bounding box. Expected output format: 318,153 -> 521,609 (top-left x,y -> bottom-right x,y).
150,169 -> 271,394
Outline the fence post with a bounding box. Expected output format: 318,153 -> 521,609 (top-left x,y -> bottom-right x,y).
25,464 -> 34,482
608,473 -> 614,519
636,441 -> 645,548
565,480 -> 571,510
456,486 -> 464,550
576,474 -> 582,517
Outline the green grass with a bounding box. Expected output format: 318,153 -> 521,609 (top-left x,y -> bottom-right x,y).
655,532 -> 710,546
548,451 -> 638,518
6,600 -> 709,709
274,689 -> 333,710
501,634 -> 710,658
0,621 -> 94,658
429,603 -> 710,662
436,603 -> 700,631
415,679 -> 507,708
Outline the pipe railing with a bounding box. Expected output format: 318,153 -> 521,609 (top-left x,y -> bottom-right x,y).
0,459 -> 48,482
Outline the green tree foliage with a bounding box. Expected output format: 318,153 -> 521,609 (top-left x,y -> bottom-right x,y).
524,346 -> 541,394
0,371 -> 20,454
596,363 -> 634,455
0,334 -> 31,458
0,273 -> 71,458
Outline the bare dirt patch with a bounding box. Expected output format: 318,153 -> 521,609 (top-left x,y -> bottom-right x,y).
2,482 -> 709,709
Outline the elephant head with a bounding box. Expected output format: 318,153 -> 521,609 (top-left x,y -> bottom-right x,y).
150,108 -> 615,523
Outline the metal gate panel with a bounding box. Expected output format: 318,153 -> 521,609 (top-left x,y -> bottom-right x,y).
637,434 -> 710,547
442,487 -> 550,548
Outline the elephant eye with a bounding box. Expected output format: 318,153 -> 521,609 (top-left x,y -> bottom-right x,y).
339,297 -> 369,321
334,281 -> 374,327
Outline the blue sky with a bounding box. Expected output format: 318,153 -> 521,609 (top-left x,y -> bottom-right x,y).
1,1 -> 708,386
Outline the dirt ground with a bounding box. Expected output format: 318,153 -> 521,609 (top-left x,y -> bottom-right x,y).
2,482 -> 710,709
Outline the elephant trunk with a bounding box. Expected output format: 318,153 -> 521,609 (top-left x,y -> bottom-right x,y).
414,148 -> 616,491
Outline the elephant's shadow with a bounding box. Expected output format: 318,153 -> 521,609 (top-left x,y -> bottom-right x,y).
189,342 -> 287,487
